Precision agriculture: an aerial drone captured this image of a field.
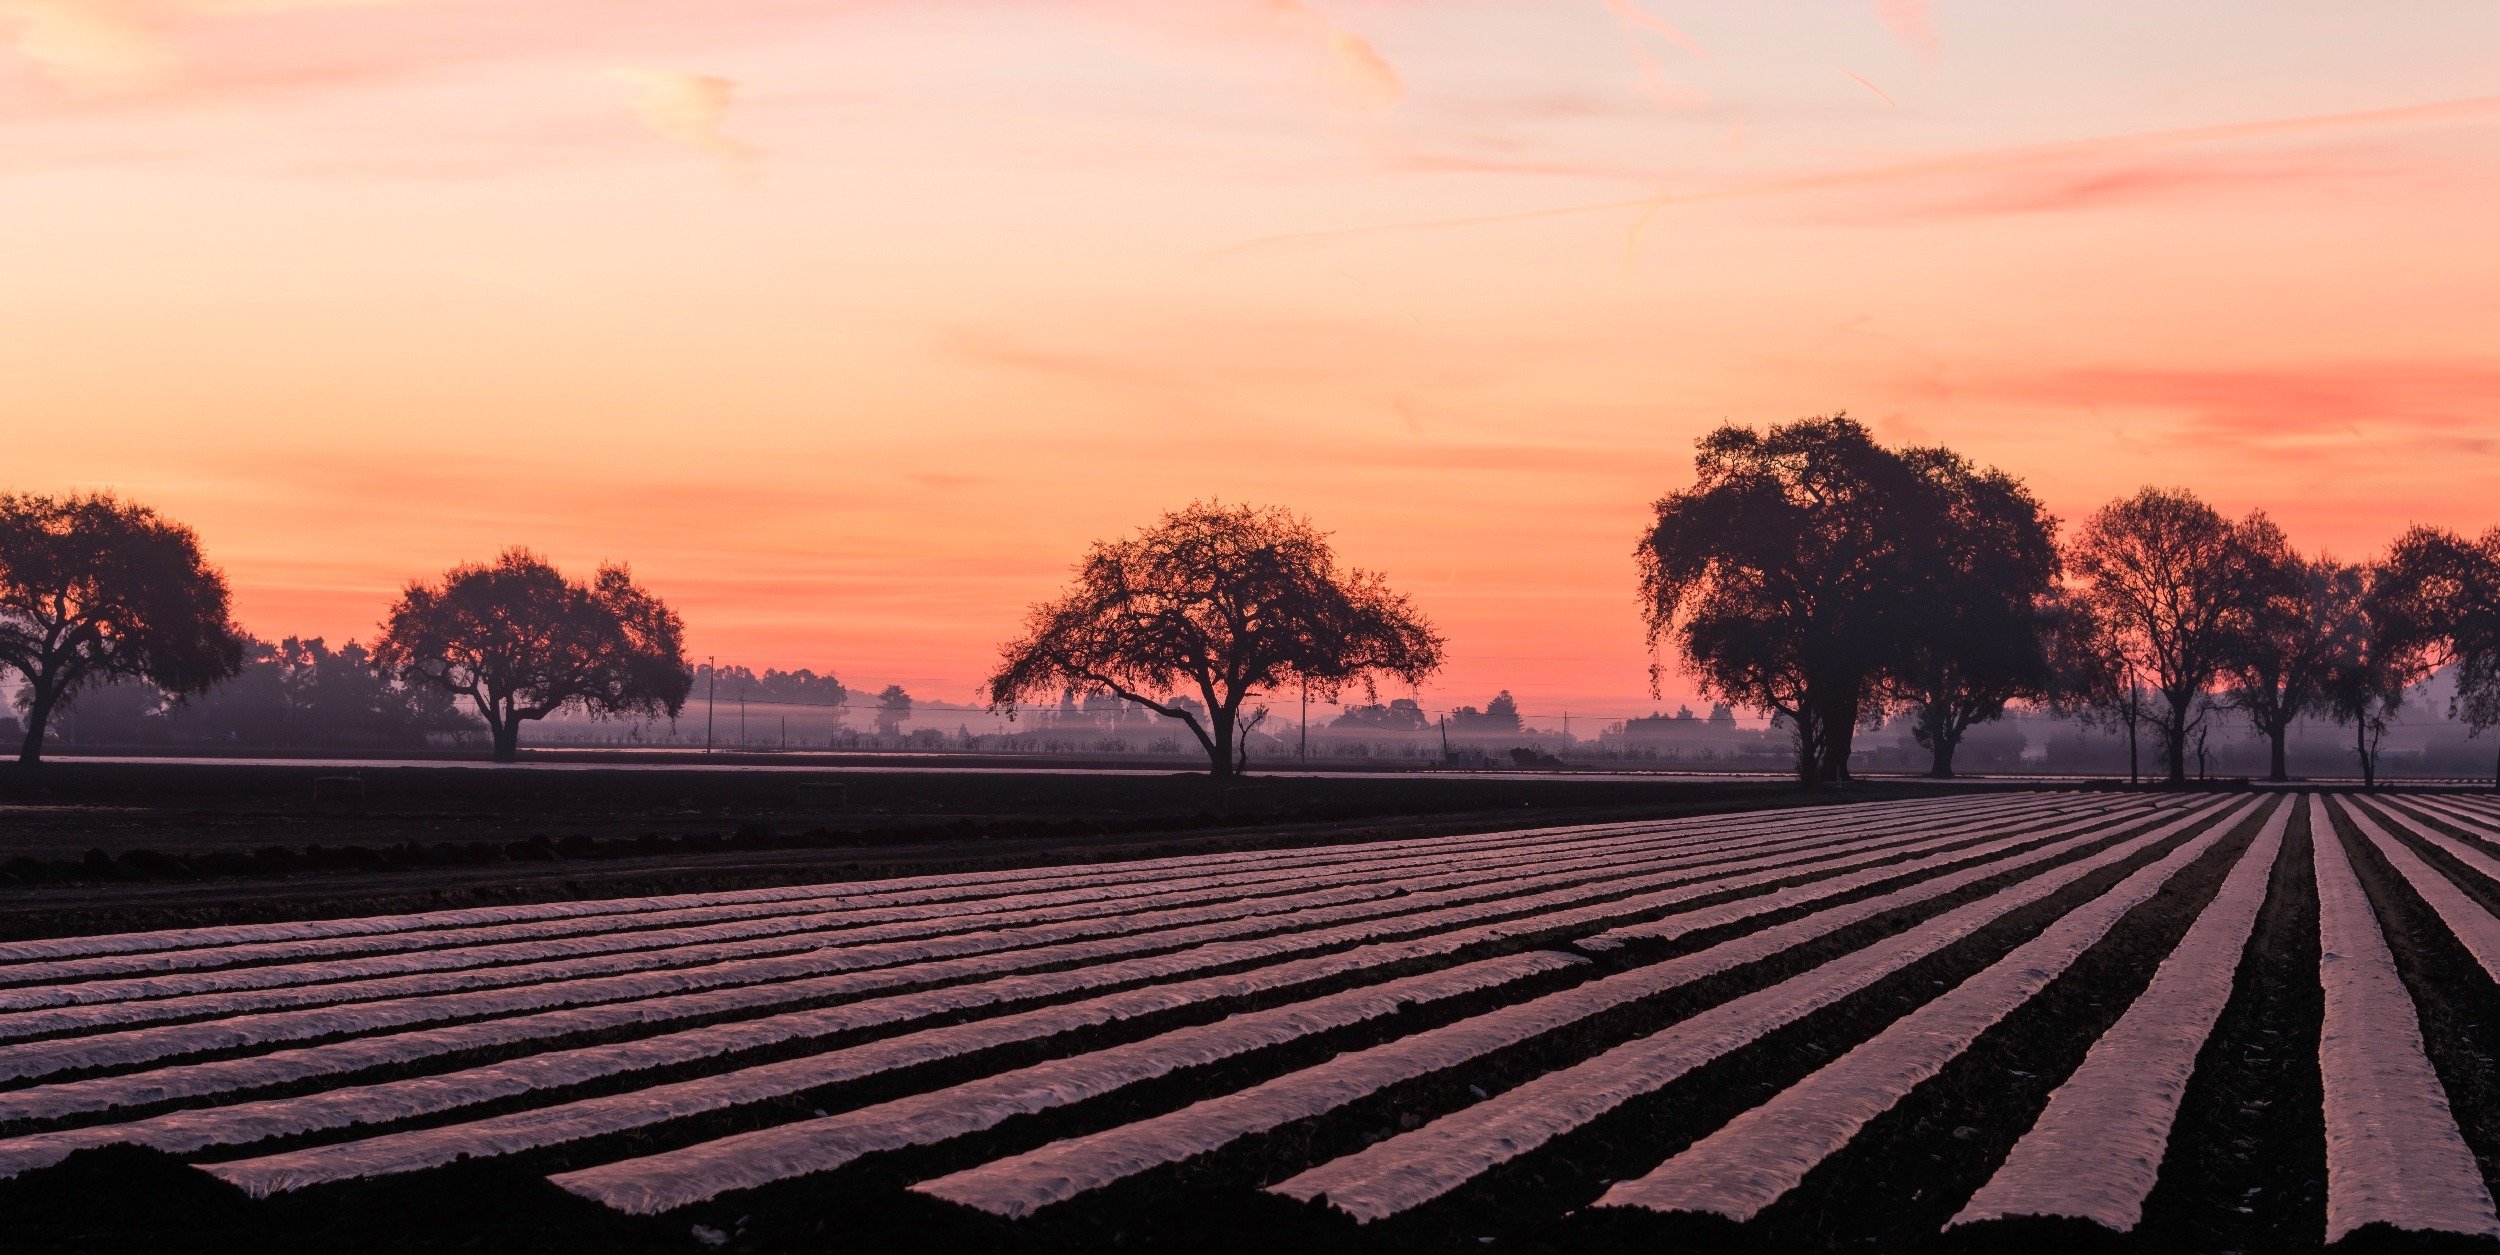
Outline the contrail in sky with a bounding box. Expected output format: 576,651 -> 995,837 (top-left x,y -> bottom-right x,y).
1842,69 -> 1896,107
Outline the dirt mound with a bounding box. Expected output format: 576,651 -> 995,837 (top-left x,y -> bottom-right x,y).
0,1145 -> 273,1254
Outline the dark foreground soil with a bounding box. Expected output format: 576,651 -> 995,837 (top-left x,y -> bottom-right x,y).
51,772 -> 2500,1255
8,798 -> 2498,1255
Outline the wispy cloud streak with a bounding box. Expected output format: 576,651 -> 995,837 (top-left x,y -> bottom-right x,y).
1216,92 -> 2500,258
1263,0 -> 1400,109
1602,0 -> 1705,108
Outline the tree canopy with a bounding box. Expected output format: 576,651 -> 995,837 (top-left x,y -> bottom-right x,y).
2219,519 -> 2349,781
1886,447 -> 2061,778
372,548 -> 692,761
0,492 -> 244,763
2064,488 -> 2264,785
2378,525 -> 2500,783
1639,415 -> 2053,785
874,684 -> 913,737
988,501 -> 1442,777
2318,561 -> 2424,788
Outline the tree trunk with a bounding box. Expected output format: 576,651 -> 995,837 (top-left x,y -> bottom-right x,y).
2164,696 -> 2191,785
1816,691 -> 1858,786
1821,720 -> 1855,786
1927,732 -> 1957,779
490,717 -> 521,763
2358,721 -> 2373,790
2268,727 -> 2288,783
2126,715 -> 2139,785
1789,708 -> 1819,789
1206,706 -> 1237,779
15,682 -> 57,765
13,675 -> 63,765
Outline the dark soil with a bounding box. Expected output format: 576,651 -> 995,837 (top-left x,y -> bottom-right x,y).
15,780 -> 2489,1255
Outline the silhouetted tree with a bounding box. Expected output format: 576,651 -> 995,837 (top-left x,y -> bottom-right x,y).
2065,488 -> 2263,784
1886,447 -> 2060,778
1451,690 -> 1524,734
1638,415 -> 1931,786
988,502 -> 1443,778
143,635 -> 471,748
0,493 -> 244,763
373,549 -> 691,761
1335,698 -> 1429,732
874,684 -> 912,737
2044,588 -> 2151,783
2220,519 -> 2346,782
2321,562 -> 2426,789
2379,525 -> 2500,787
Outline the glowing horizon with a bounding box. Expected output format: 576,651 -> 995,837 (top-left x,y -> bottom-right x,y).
7,1 -> 2499,722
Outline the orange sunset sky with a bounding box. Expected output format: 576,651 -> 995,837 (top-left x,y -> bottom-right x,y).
7,1 -> 2499,723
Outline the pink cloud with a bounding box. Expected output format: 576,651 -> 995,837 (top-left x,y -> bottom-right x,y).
1261,0 -> 1401,109
1873,0 -> 1938,61
1965,361 -> 2500,454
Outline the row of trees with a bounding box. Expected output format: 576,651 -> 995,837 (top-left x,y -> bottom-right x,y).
0,495 -> 692,763
1637,415 -> 2500,787
18,462 -> 2500,785
39,637 -> 474,750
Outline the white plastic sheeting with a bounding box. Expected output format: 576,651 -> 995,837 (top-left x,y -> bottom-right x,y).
4,797 -> 1993,988
2310,796 -> 2500,1242
0,797 -> 2056,1081
1264,797 -> 2250,1222
545,952 -> 1585,1214
1577,800 -> 2162,951
1949,801 -> 2285,1232
1599,798 -> 2271,1220
9,944 -> 1582,1185
0,798 -> 2089,1122
0,794 -> 1999,966
910,798 -> 2197,1219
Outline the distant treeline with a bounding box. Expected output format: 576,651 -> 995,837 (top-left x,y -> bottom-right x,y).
8,637 -> 470,751
19,648 -> 873,753
23,437 -> 2500,784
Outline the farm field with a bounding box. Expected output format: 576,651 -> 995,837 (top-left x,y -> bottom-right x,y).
4,791 -> 2500,1253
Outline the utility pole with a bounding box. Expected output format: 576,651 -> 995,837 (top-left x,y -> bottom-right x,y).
738,688 -> 747,751
704,656 -> 716,754
1439,713 -> 1450,764
1299,680 -> 1308,763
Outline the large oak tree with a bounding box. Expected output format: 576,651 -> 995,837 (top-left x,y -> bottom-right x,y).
1887,447 -> 2061,778
0,493 -> 245,763
1638,415 -> 1935,786
373,549 -> 692,761
988,502 -> 1442,777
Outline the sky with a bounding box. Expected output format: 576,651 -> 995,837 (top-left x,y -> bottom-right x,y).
6,1 -> 2499,726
